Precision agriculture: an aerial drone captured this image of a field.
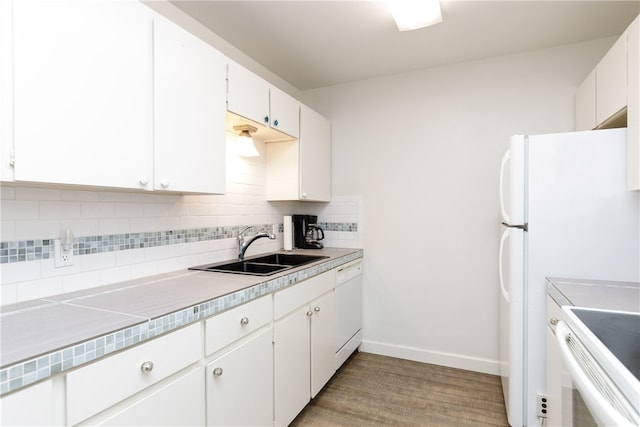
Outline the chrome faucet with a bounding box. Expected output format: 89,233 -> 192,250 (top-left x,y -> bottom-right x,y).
237,226 -> 276,261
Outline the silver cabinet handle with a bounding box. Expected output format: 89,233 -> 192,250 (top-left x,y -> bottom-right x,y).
306,310 -> 313,317
549,318 -> 558,326
314,306 -> 321,313
213,367 -> 223,377
240,317 -> 249,326
140,361 -> 154,373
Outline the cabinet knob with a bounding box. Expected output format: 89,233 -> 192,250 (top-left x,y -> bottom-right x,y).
306,310 -> 313,317
240,317 -> 249,326
273,119 -> 279,127
140,361 -> 154,373
314,306 -> 321,313
301,193 -> 307,199
160,179 -> 170,188
139,176 -> 149,186
549,318 -> 558,326
264,115 -> 269,124
213,367 -> 223,377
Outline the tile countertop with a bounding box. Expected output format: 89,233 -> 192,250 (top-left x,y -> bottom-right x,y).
0,247 -> 363,396
547,277 -> 640,313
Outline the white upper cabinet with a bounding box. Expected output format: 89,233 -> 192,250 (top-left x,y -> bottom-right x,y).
153,14 -> 226,194
0,0 -> 15,182
11,0 -> 153,190
226,61 -> 300,139
299,105 -> 331,201
270,86 -> 300,138
227,61 -> 270,127
266,105 -> 330,201
596,32 -> 627,125
575,15 -> 640,190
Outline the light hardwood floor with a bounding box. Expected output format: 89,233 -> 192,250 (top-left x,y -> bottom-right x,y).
291,351 -> 510,427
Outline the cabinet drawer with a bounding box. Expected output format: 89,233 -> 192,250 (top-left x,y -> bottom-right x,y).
274,270 -> 335,319
205,295 -> 272,356
67,323 -> 201,425
93,367 -> 204,426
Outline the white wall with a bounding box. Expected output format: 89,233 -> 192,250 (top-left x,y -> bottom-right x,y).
301,37 -> 615,374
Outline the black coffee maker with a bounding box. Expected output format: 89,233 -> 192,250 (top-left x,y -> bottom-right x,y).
292,215 -> 325,249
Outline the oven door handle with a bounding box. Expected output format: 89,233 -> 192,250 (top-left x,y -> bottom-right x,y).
555,321 -> 638,427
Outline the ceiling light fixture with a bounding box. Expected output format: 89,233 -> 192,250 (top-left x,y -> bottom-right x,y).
387,0 -> 442,32
233,124 -> 259,157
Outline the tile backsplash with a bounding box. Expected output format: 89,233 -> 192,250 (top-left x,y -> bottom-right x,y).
0,140 -> 362,305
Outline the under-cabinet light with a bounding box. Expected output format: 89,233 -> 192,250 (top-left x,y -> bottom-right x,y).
234,124 -> 259,157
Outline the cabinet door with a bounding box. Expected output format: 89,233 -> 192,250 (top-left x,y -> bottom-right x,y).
227,61 -> 269,126
0,380 -> 54,426
274,306 -> 311,427
299,105 -> 331,201
575,70 -> 596,131
94,368 -> 204,426
0,0 -> 14,182
12,0 -> 153,190
270,86 -> 299,138
153,14 -> 226,194
206,328 -> 273,426
596,32 -> 627,124
310,291 -> 336,397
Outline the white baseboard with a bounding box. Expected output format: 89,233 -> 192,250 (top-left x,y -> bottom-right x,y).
360,340 -> 501,376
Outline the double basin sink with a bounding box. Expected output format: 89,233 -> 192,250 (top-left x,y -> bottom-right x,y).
189,253 -> 329,276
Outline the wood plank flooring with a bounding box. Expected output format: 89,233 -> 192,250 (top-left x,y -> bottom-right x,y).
291,351 -> 510,427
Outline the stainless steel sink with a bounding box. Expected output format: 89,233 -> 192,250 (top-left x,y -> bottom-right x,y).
189,253 -> 328,276
248,253 -> 327,267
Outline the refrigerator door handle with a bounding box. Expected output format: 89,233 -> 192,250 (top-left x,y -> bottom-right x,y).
499,150 -> 511,223
501,221 -> 528,232
498,228 -> 510,302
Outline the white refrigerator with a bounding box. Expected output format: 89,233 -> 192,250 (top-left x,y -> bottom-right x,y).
498,128 -> 640,426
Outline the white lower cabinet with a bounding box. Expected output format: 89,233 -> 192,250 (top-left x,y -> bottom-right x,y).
274,305 -> 312,426
66,323 -> 202,425
206,328 -> 273,426
0,379 -> 55,426
545,295 -> 565,427
310,291 -> 337,398
90,368 -> 204,427
273,270 -> 337,426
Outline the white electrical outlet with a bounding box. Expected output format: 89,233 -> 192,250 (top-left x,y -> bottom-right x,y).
54,239 -> 74,267
537,393 -> 548,418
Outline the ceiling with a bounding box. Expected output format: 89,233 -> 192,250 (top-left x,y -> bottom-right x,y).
171,1 -> 639,90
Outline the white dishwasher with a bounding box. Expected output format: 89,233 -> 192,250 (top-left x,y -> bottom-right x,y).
335,258 -> 363,369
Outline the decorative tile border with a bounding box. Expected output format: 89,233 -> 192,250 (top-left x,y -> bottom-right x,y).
0,249 -> 363,396
0,222 -> 357,264
0,240 -> 55,263
318,222 -> 358,232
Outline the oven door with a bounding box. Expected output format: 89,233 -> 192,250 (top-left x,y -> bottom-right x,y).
555,320 -> 639,427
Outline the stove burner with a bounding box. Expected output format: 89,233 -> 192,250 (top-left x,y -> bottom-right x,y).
571,308 -> 640,381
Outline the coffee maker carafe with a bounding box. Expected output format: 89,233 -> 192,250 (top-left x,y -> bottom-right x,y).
292,215 -> 324,249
